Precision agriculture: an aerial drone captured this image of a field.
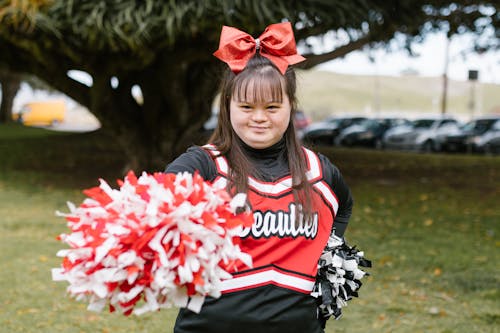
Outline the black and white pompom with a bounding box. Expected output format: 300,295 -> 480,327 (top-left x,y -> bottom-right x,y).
311,232 -> 371,324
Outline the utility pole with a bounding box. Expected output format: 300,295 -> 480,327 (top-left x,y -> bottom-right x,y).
373,67 -> 380,116
440,34 -> 450,115
468,70 -> 479,119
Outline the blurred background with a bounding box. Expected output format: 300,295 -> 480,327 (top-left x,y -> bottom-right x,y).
0,1 -> 498,333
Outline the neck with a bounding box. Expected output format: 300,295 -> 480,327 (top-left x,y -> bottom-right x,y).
239,137 -> 286,157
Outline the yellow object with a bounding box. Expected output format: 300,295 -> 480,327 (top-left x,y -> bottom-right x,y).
13,100 -> 66,126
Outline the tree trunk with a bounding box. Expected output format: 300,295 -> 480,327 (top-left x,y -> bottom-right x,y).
0,39 -> 222,172
87,57 -> 221,173
0,71 -> 21,123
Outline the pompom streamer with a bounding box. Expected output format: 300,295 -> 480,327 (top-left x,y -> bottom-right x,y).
52,171 -> 253,315
311,232 -> 372,325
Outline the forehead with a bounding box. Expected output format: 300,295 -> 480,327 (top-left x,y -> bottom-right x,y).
232,70 -> 286,103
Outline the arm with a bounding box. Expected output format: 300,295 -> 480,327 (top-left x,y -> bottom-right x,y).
318,153 -> 353,237
165,146 -> 217,181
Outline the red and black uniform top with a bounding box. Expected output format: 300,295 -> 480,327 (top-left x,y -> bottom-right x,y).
166,138 -> 353,333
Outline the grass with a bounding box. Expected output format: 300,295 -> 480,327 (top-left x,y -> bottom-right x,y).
0,123 -> 499,333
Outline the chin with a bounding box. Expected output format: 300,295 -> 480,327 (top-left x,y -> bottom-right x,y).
246,141 -> 271,149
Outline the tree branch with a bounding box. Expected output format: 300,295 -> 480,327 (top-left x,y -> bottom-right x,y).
300,35 -> 373,69
0,38 -> 91,108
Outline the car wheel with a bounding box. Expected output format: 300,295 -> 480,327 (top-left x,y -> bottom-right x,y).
337,138 -> 347,146
422,140 -> 434,153
483,144 -> 493,156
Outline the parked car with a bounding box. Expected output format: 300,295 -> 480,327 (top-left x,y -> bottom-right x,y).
301,116 -> 367,145
382,116 -> 461,152
376,117 -> 412,129
335,118 -> 410,148
293,110 -> 312,131
441,116 -> 500,153
13,100 -> 66,126
475,119 -> 500,154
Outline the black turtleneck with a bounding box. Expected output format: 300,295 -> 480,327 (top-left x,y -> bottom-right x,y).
165,140 -> 353,237
239,137 -> 289,182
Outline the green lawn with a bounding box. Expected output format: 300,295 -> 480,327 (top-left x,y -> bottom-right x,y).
0,124 -> 498,333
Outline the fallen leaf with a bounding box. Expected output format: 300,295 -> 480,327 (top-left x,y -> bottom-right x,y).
378,255 -> 393,266
474,256 -> 487,263
428,306 -> 440,315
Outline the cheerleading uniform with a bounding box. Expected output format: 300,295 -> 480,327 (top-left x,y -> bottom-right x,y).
166,139 -> 353,333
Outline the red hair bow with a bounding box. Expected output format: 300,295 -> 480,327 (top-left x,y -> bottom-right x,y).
213,22 -> 305,75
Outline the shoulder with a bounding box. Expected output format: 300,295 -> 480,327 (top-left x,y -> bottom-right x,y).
302,147 -> 343,184
301,147 -> 338,174
165,146 -> 216,181
317,152 -> 338,174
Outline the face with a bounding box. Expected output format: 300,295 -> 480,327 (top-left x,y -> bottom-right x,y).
230,92 -> 291,149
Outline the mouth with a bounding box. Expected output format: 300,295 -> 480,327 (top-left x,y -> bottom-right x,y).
250,128 -> 268,135
249,125 -> 268,130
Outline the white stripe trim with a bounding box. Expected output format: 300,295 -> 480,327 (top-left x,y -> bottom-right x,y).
220,268 -> 315,294
313,182 -> 339,214
202,145 -> 229,175
303,148 -> 321,181
246,148 -> 321,195
205,145 -> 324,196
212,177 -> 227,190
214,156 -> 229,175
248,177 -> 292,195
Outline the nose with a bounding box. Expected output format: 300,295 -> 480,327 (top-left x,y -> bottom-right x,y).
251,108 -> 267,122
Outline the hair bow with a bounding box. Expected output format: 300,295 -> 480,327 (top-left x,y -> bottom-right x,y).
213,22 -> 305,75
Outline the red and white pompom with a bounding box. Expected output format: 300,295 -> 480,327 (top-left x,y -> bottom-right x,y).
52,171 -> 253,315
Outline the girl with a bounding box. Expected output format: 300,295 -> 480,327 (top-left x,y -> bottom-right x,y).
166,22 -> 353,333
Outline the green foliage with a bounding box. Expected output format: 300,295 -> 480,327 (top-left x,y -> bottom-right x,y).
1,1 -> 497,56
0,124 -> 498,332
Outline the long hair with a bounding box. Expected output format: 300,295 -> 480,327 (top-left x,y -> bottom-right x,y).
208,54 -> 314,219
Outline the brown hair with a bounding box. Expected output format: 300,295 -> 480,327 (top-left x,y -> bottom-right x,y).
208,54 -> 314,219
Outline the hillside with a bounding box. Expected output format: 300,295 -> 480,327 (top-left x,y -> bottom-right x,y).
12,70 -> 499,126
296,69 -> 500,122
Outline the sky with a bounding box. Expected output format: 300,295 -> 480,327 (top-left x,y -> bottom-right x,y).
317,31 -> 499,84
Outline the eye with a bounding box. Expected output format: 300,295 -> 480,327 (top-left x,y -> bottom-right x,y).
238,104 -> 252,110
267,104 -> 280,111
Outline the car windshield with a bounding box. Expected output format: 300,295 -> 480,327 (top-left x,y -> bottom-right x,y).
324,117 -> 341,125
462,119 -> 498,134
357,119 -> 379,129
412,119 -> 435,128
392,119 -> 410,127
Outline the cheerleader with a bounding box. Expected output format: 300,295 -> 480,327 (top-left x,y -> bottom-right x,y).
166,22 -> 354,333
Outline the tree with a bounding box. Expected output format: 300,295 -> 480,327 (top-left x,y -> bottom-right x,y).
0,68 -> 21,123
0,68 -> 54,123
0,0 -> 497,171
